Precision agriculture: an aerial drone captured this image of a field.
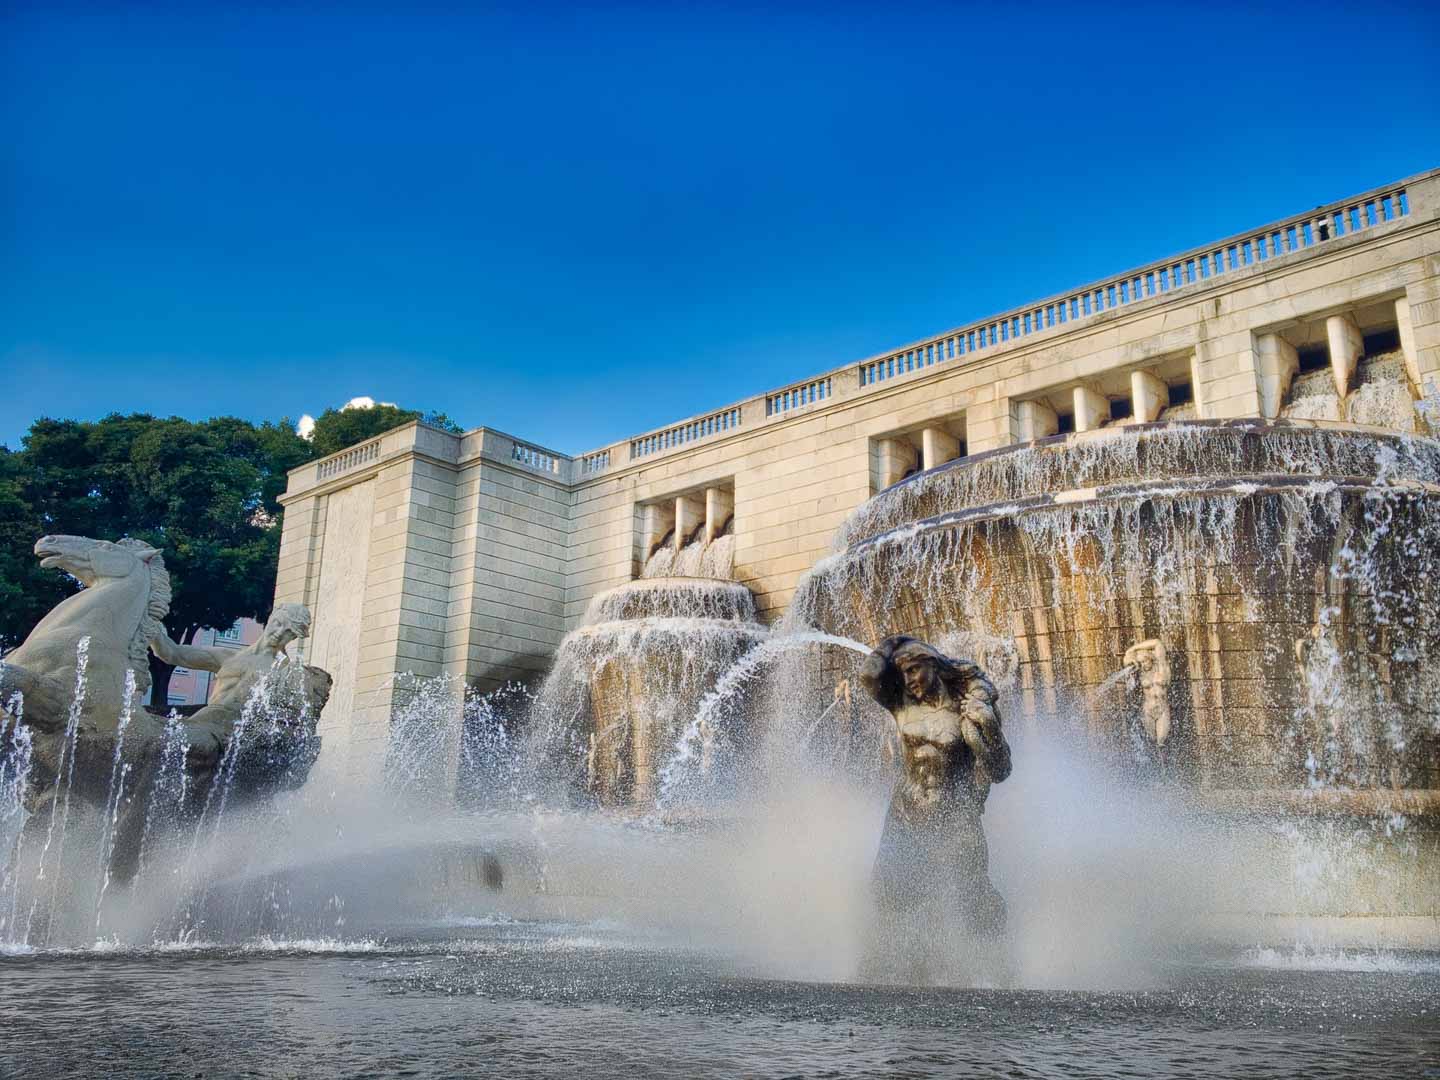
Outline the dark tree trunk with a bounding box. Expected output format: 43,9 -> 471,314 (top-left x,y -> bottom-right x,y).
147,651 -> 175,715
145,624 -> 198,715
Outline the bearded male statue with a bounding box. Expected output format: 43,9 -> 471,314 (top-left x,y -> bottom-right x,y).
859,634 -> 1012,938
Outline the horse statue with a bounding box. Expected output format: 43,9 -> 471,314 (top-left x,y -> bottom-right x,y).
1,534 -> 330,884
2,535 -> 167,732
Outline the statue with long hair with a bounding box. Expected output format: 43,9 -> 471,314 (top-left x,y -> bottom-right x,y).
859,634 -> 1012,941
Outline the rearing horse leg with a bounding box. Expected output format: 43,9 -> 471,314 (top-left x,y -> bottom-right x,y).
0,663 -> 70,735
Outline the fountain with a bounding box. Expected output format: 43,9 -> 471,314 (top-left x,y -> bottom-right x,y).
0,418 -> 1437,1062
4,445 -> 1440,1075
0,535 -> 330,947
856,635 -> 1012,982
532,576 -> 767,807
784,418 -> 1440,932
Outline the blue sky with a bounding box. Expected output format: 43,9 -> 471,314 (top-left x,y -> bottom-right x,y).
3,2 -> 1438,453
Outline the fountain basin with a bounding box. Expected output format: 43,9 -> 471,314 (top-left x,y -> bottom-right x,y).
794,421 -> 1440,794
538,578 -> 768,807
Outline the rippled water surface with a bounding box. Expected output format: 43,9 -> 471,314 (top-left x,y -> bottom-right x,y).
2,921 -> 1437,1079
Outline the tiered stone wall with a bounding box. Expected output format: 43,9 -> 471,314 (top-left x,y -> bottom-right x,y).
277,168 -> 1440,773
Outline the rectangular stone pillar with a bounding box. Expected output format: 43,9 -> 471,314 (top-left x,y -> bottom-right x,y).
1396,297 -> 1422,389
640,501 -> 674,558
1130,370 -> 1168,424
704,486 -> 734,542
962,396 -> 1010,454
1015,399 -> 1058,442
1193,333 -> 1259,419
1189,352 -> 1208,419
1073,386 -> 1110,432
921,427 -> 961,470
1400,276 -> 1440,393
876,437 -> 916,489
1254,333 -> 1299,419
1326,313 -> 1363,397
674,493 -> 706,550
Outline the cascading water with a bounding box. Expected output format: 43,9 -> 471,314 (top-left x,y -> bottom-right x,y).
642,517 -> 736,579
654,630 -> 873,811
3,422 -> 1437,978
1281,350 -> 1422,431
783,418 -> 1440,936
529,577 -> 768,807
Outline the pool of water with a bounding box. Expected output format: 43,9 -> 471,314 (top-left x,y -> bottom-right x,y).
2,919 -> 1437,1078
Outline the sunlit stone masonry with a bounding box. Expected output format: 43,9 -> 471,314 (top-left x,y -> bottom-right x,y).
276,168 -> 1440,789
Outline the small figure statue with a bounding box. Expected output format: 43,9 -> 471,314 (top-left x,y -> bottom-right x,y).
1123,638 -> 1171,755
149,603 -> 319,760
859,635 -> 1012,940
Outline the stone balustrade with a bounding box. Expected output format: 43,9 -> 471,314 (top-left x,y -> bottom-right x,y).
766,376 -> 833,416
591,178 -> 1416,466
298,176 -> 1423,493
315,437 -> 382,480
629,406 -> 742,460
580,449 -> 611,474
510,439 -> 562,474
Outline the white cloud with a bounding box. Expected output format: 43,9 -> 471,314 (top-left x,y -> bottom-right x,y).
295,396 -> 397,439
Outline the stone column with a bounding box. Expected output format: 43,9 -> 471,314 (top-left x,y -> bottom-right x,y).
876,437 -> 916,489
354,454 -> 458,787
1254,333 -> 1299,419
1326,313 -> 1364,398
674,494 -> 706,550
1015,399 -> 1058,442
1130,370 -> 1169,424
1073,386 -> 1111,432
921,427 -> 962,470
704,486 -> 734,542
1185,352 -> 1206,419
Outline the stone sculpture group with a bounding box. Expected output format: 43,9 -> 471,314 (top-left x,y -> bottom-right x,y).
0,535 -> 330,880
2,531 -> 1014,959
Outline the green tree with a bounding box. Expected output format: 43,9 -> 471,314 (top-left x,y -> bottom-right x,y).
308,405 -> 461,457
0,447 -> 63,648
3,413 -> 316,707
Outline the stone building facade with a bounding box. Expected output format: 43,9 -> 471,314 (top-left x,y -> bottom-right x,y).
274,168 -> 1440,777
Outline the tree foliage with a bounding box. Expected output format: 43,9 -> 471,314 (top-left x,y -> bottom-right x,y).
1,400 -> 461,704
0,414 -> 316,703
308,405 -> 461,457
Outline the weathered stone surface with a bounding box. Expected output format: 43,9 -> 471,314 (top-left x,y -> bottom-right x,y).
860,636 -> 1011,943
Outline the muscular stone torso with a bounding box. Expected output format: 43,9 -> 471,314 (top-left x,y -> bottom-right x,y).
893,699 -> 979,811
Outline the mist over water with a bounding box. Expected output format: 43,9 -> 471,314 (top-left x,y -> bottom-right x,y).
2,416 -> 1437,1080
3,610 -> 1429,993
0,631 -> 1330,992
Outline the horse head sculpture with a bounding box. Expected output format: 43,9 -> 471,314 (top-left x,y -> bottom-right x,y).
3,535 -> 171,731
